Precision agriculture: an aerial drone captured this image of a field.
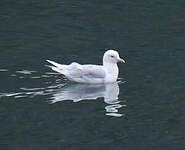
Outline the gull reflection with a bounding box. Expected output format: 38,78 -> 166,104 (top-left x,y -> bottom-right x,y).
50,82 -> 125,117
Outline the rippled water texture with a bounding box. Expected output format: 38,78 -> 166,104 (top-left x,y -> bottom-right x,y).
0,0 -> 185,150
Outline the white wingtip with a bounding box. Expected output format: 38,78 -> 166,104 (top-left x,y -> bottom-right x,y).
46,59 -> 53,64
46,60 -> 63,68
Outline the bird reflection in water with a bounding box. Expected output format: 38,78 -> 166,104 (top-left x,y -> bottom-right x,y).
50,82 -> 126,117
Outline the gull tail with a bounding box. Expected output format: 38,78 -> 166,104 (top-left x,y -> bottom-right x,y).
46,60 -> 64,68
46,60 -> 65,74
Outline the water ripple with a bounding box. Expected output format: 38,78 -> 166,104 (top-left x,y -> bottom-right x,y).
0,70 -> 126,117
16,70 -> 37,75
0,69 -> 8,72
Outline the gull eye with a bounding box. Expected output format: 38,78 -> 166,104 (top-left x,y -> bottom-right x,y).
110,55 -> 114,58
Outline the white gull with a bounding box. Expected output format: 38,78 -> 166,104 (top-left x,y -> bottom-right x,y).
46,50 -> 125,83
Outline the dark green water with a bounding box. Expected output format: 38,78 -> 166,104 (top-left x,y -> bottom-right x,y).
1,0 -> 185,149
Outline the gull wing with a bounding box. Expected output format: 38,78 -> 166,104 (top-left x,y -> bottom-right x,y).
46,60 -> 106,82
66,64 -> 105,79
80,65 -> 105,78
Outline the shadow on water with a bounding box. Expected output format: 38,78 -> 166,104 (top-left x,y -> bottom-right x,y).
0,69 -> 126,117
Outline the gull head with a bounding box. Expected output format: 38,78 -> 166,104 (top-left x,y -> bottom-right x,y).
103,50 -> 125,65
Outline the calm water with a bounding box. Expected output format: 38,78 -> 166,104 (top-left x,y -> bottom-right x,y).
1,0 -> 185,149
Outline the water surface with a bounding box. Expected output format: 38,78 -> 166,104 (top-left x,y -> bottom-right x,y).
0,0 -> 185,149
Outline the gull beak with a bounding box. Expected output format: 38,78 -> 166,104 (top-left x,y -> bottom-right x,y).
118,58 -> 125,63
